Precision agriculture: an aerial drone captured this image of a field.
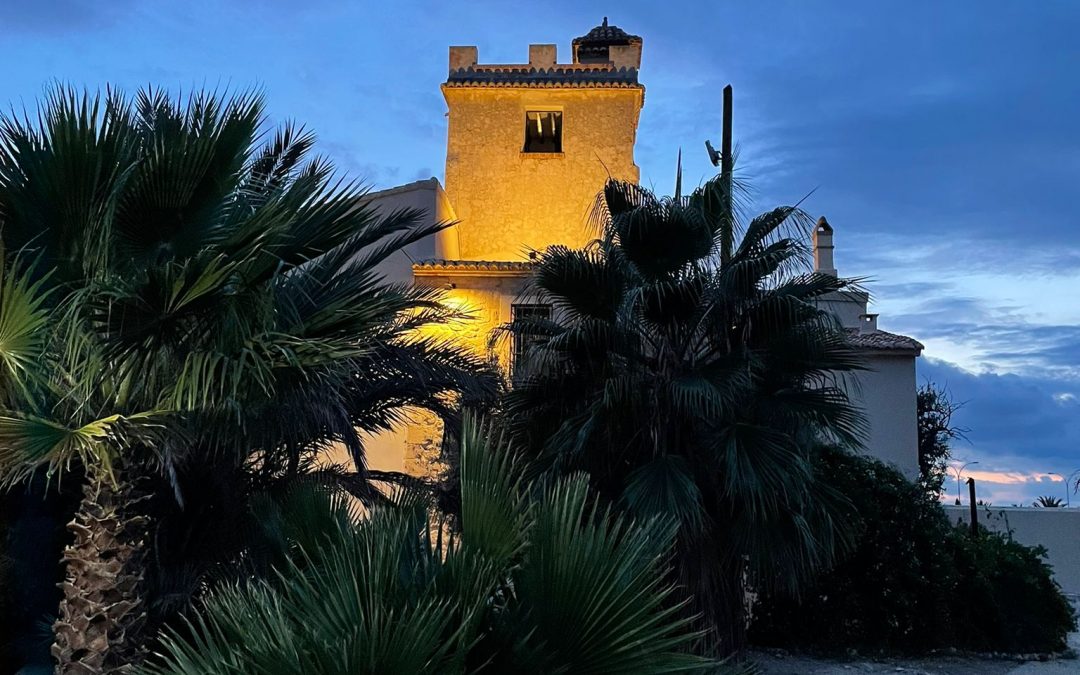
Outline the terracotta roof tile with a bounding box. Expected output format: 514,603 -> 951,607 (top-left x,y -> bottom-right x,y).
845,328 -> 924,354
445,66 -> 640,88
573,19 -> 641,45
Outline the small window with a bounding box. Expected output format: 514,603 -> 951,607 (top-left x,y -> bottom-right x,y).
511,303 -> 552,379
523,111 -> 562,153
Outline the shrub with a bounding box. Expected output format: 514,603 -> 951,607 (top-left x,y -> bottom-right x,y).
947,524 -> 1076,653
142,420 -> 715,674
750,445 -> 954,652
750,446 -> 1076,655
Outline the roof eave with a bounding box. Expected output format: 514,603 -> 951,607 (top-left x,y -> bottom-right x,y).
412,260 -> 537,278
857,346 -> 924,357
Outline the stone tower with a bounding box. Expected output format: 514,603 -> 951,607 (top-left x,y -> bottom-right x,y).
385,20 -> 647,477
439,18 -> 645,261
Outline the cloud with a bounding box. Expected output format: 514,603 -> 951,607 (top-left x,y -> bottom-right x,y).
918,358 -> 1080,505
0,0 -> 135,34
940,469 -> 1073,508
649,1 -> 1080,263
932,324 -> 1078,380
1054,393 -> 1079,406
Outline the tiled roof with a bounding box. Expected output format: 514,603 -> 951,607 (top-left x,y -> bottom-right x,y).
846,328 -> 924,354
445,65 -> 640,88
412,259 -> 537,275
573,18 -> 641,46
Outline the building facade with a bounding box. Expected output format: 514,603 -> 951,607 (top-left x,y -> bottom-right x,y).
363,19 -> 923,479
812,218 -> 923,476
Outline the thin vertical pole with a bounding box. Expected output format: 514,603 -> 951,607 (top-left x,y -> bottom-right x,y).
967,477 -> 978,537
720,85 -> 733,265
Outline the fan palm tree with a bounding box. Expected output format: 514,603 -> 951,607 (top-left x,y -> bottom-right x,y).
142,416 -> 714,675
1034,495 -> 1063,508
500,169 -> 867,655
0,87 -> 498,672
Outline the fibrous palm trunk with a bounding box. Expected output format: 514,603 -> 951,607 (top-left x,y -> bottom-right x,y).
52,461 -> 149,674
677,514 -> 749,658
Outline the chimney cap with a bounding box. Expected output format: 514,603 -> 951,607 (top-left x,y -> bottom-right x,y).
816,215 -> 833,234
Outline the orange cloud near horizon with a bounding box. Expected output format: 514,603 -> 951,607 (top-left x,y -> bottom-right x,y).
961,469 -> 1063,485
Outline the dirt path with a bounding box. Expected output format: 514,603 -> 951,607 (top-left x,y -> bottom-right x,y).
750,631 -> 1080,674
750,649 -> 1018,674
751,598 -> 1080,675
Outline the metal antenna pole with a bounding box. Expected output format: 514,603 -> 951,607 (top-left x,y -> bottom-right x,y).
720,85 -> 733,264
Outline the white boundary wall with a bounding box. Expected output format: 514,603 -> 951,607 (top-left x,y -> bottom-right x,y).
943,505 -> 1080,595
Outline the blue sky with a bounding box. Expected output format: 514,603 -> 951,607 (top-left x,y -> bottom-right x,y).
2,0 -> 1078,505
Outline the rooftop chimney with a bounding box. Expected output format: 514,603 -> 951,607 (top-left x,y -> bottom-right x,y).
813,216 -> 837,277
858,313 -> 879,334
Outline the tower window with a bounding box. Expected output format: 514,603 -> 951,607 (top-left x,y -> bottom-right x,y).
523,111 -> 562,153
511,303 -> 552,380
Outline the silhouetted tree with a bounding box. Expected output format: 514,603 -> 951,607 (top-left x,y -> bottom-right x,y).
917,381 -> 966,497
502,169 -> 866,656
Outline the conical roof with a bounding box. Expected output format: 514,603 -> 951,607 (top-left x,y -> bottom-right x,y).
572,17 -> 641,47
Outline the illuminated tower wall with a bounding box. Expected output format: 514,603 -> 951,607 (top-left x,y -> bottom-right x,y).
441,22 -> 645,261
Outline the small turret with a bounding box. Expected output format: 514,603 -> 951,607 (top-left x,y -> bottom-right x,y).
571,17 -> 642,69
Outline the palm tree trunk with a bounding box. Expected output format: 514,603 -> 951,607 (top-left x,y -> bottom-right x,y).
678,524 -> 749,658
713,564 -> 748,657
52,460 -> 149,674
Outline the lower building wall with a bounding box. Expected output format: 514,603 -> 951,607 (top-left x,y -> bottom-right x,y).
322,409 -> 447,478
417,273 -> 526,371
353,282 -> 923,484
346,273 -> 526,480
943,505 -> 1080,594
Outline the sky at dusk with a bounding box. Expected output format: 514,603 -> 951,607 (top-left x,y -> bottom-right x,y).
1,0 -> 1077,505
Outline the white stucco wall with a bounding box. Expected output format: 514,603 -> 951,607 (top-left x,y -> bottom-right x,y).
943,505 -> 1080,594
816,290 -> 920,478
850,354 -> 920,478
817,290 -> 871,327
361,178 -> 457,285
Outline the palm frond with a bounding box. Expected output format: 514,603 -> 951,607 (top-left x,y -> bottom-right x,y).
458,415 -> 529,568
0,257 -> 54,409
0,410 -> 167,487
505,473 -> 710,673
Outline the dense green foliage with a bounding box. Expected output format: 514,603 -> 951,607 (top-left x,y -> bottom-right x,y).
948,517 -> 1075,653
501,171 -> 867,654
142,420 -> 714,674
751,446 -> 1076,655
0,477 -> 82,669
0,86 -> 497,487
0,87 -> 498,668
